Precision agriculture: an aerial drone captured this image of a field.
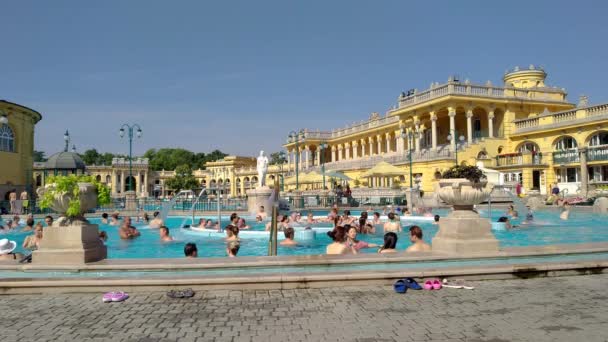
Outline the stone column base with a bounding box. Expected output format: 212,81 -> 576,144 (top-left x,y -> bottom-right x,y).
33,221 -> 107,264
125,190 -> 137,211
431,209 -> 499,255
247,187 -> 275,215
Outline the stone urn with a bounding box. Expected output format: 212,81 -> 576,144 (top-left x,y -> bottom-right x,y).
436,178 -> 493,210
432,178 -> 499,255
37,182 -> 98,218
33,182 -> 107,264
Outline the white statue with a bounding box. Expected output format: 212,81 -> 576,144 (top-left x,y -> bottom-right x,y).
257,150 -> 269,188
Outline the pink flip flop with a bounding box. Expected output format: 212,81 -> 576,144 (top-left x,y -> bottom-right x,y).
432,279 -> 442,290
103,291 -> 129,302
424,280 -> 434,290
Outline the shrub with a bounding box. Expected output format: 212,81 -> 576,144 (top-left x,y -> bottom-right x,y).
441,165 -> 485,183
39,175 -> 111,217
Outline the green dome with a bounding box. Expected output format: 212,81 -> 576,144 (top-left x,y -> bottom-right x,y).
45,151 -> 85,170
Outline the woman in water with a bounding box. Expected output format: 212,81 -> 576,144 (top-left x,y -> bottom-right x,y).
326,226 -> 354,255
22,222 -> 43,250
371,212 -> 382,225
341,210 -> 356,226
237,218 -> 251,230
383,212 -> 402,233
225,224 -> 240,242
507,205 -> 519,219
345,226 -> 378,253
378,232 -> 398,254
306,212 -> 317,224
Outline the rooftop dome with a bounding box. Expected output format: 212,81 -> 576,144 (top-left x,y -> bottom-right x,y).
45,151 -> 86,170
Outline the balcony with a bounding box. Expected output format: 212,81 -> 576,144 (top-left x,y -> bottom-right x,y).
513,103 -> 608,134
495,153 -> 545,168
395,79 -> 567,110
588,145 -> 608,162
552,149 -> 580,164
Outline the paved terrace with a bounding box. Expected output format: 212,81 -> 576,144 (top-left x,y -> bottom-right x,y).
1,274 -> 606,342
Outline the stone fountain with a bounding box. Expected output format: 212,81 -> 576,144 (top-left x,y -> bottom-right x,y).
33,182 -> 107,264
432,178 -> 499,254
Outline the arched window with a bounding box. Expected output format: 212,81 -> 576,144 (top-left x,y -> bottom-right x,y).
589,132 -> 608,147
555,136 -> 578,150
517,142 -> 539,153
0,124 -> 15,152
96,175 -> 102,182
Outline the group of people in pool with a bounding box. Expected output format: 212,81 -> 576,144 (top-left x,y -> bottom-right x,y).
496,201 -> 571,229
0,214 -> 55,262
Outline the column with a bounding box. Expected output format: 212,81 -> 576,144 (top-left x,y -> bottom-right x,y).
430,112 -> 438,152
121,170 -> 125,193
332,146 -> 336,162
466,108 -> 473,144
376,135 -> 382,155
361,139 -> 366,157
316,147 -> 321,166
305,146 -> 310,169
488,110 -> 495,138
368,137 -> 374,156
287,151 -> 292,172
299,148 -> 305,171
415,131 -> 421,153
449,108 -> 456,151
353,141 -> 359,158
345,143 -> 351,159
580,148 -> 588,196
397,134 -> 404,154
144,171 -> 148,197
385,133 -> 391,153
240,178 -> 245,195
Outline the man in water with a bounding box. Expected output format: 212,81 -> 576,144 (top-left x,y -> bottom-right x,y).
119,217 -> 140,239
497,216 -> 513,229
405,226 -> 431,252
560,202 -> 571,220
159,226 -> 174,242
44,215 -> 54,227
279,227 -> 297,246
257,206 -> 267,220
184,243 -> 198,258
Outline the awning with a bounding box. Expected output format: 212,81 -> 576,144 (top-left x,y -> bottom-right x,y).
360,161 -> 406,178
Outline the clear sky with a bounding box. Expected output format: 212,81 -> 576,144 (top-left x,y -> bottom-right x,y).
2,0 -> 607,157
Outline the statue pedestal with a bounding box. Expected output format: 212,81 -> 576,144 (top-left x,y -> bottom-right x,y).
125,191 -> 137,211
432,209 -> 499,255
405,188 -> 420,211
247,187 -> 274,216
33,221 -> 107,264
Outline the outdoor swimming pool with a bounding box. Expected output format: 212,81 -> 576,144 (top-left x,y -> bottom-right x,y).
2,207 -> 608,259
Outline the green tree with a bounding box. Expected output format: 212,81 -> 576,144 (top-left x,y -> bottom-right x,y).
165,164 -> 199,192
269,151 -> 287,165
81,149 -> 101,165
33,150 -> 47,162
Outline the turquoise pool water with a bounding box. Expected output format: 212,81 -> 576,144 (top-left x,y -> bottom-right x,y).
2,208 -> 607,259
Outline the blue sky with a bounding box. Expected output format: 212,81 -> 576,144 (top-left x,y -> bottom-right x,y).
2,0 -> 607,157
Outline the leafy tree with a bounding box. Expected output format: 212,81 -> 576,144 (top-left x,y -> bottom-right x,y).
165,164 -> 200,192
269,151 -> 287,165
81,149 -> 101,165
33,150 -> 47,162
143,148 -> 228,170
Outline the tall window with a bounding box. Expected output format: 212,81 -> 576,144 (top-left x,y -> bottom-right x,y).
0,123 -> 15,152
517,142 -> 538,153
555,136 -> 577,150
589,132 -> 608,147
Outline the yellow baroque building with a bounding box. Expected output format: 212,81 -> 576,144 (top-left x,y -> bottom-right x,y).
283,66 -> 608,197
0,100 -> 42,201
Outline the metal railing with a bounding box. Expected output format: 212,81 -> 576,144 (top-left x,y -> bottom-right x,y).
587,145 -> 608,162
552,149 -> 580,164
283,194 -> 407,210
495,153 -> 544,167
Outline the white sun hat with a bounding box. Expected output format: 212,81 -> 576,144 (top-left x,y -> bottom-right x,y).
0,238 -> 17,255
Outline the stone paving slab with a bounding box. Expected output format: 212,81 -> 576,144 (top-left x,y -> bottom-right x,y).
1,274 -> 607,342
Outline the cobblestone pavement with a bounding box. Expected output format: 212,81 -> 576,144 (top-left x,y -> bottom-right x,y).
1,274 -> 607,342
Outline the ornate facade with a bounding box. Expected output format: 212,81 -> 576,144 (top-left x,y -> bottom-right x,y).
283,66 -> 608,196
0,100 -> 42,201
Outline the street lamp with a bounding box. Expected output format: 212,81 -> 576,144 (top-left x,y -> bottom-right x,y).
401,129 -> 414,191
319,141 -> 328,190
288,129 -> 305,190
447,130 -> 466,165
119,124 -> 143,192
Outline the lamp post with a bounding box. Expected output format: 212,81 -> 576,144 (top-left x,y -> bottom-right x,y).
119,124 -> 143,192
63,130 -> 71,152
288,129 -> 305,190
447,130 -> 466,166
320,141 -> 328,190
401,129 -> 414,191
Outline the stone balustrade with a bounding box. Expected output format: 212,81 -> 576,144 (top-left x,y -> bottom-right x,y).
395,81 -> 566,110
514,103 -> 608,134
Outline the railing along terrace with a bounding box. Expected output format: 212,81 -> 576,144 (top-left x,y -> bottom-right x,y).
514,103 -> 608,133
587,145 -> 608,162
303,147 -> 456,172
552,149 -> 580,164
495,153 -> 544,167
396,80 -> 566,110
